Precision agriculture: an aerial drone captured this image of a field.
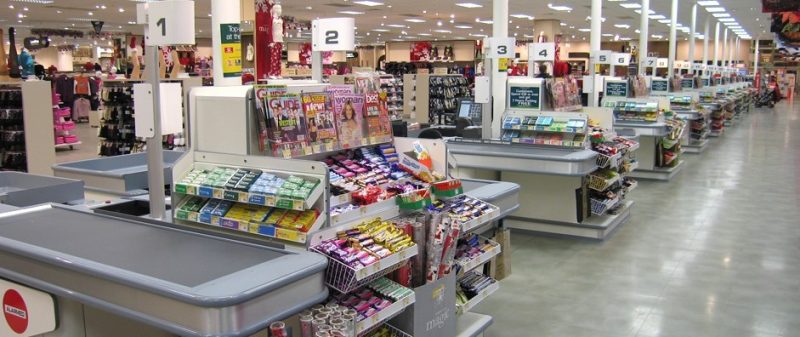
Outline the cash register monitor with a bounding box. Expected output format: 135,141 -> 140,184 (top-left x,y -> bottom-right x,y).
456,98 -> 481,125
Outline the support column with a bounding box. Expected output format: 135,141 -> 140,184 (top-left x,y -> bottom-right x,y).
590,0 -> 602,107
702,17 -> 710,75
667,0 -> 678,79
733,37 -> 739,67
211,0 -> 242,86
638,0 -> 650,75
146,45 -> 165,220
689,3 -> 697,74
713,22 -> 720,70
754,39 -> 760,77
722,28 -> 728,67
490,0 -> 509,137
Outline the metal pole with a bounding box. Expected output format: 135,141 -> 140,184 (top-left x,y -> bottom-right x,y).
667,0 -> 678,79
689,3 -> 697,74
754,39 -> 760,77
703,17 -> 710,76
312,51 -> 322,82
489,0 -> 509,138
714,22 -> 720,72
638,0 -> 650,75
146,45 -> 166,220
734,37 -> 739,67
590,0 -> 601,107
722,28 -> 728,68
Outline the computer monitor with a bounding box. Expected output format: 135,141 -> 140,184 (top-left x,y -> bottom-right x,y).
456,98 -> 482,125
458,99 -> 473,118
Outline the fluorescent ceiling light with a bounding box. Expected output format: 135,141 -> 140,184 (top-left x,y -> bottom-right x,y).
650,15 -> 666,19
634,9 -> 655,14
510,14 -> 534,20
713,13 -> 730,17
705,7 -> 726,12
10,0 -> 53,3
620,37 -> 632,41
614,24 -> 631,29
352,1 -> 384,6
386,24 -> 406,28
578,28 -> 591,32
418,33 -> 432,36
434,29 -> 452,33
470,33 -> 488,37
455,25 -> 473,29
718,18 -> 735,22
547,3 -> 573,11
620,3 -> 641,8
456,2 -> 483,8
602,33 -> 613,37
651,34 -> 663,38
405,18 -> 426,23
659,19 -> 671,23
697,1 -> 719,6
372,29 -> 390,32
477,19 -> 493,24
338,10 -> 365,15
723,22 -> 740,26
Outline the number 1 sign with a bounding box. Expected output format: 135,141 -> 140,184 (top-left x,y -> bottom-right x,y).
145,0 -> 195,46
312,18 -> 356,51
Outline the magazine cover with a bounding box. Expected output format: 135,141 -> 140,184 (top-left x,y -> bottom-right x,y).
302,93 -> 338,152
326,85 -> 355,97
364,93 -> 393,144
266,93 -> 310,157
333,94 -> 365,149
253,84 -> 288,152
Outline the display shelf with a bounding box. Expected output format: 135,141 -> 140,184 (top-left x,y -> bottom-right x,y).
456,238 -> 501,275
331,198 -> 400,227
590,196 -> 622,216
624,179 -> 638,193
457,281 -> 499,315
461,202 -> 502,234
596,151 -> 623,169
174,180 -> 323,212
622,160 -> 640,174
174,207 -> 325,244
500,111 -> 589,149
55,141 -> 82,149
366,324 -> 413,337
356,289 -> 416,336
312,244 -> 419,294
456,312 -> 493,337
588,172 -> 621,192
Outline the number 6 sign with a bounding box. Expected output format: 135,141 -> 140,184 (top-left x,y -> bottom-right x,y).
146,1 -> 195,46
312,18 -> 355,51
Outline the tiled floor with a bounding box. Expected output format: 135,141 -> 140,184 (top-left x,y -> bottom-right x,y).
476,99 -> 800,337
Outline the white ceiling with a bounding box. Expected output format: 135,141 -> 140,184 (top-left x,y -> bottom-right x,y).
0,0 -> 770,46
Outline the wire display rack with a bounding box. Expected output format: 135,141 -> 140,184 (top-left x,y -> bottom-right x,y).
312,245 -> 419,294
362,323 -> 413,337
590,196 -> 621,216
595,152 -> 622,169
588,172 -> 620,192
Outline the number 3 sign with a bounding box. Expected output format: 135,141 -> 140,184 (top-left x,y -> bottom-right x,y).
146,1 -> 195,46
313,18 -> 356,51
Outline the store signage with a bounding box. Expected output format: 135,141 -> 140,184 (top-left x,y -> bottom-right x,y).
146,0 -> 195,46
611,53 -> 631,66
530,42 -> 556,62
0,279 -> 56,337
509,86 -> 541,110
656,58 -> 669,68
702,78 -> 711,86
681,78 -> 695,89
593,50 -> 612,65
644,57 -> 658,68
605,81 -> 629,97
651,79 -> 669,92
312,18 -> 355,51
692,63 -> 704,71
487,37 -> 515,58
680,61 -> 691,70
22,37 -> 49,51
220,23 -> 242,78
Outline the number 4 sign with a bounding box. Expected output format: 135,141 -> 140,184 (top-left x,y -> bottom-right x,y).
530,42 -> 555,62
145,1 -> 195,46
312,18 -> 356,51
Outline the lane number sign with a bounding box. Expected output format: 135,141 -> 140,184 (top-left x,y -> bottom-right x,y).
145,1 -> 195,46
488,37 -> 516,58
530,42 -> 556,62
312,18 -> 356,51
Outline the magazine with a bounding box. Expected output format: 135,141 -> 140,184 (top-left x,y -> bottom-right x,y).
326,85 -> 355,97
364,93 -> 393,144
333,94 -> 365,149
254,85 -> 289,152
265,93 -> 310,157
302,93 -> 338,152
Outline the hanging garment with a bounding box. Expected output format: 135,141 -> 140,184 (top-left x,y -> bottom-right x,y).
75,76 -> 91,95
73,97 -> 91,120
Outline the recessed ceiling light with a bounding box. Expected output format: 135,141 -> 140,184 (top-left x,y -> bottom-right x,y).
419,33 -> 432,36
634,9 -> 655,14
7,5 -> 13,9
352,1 -> 384,6
712,13 -> 730,17
705,7 -> 726,12
620,3 -> 641,9
338,10 -> 365,15
650,15 -> 666,19
455,25 -> 473,29
372,28 -> 389,32
658,19 -> 671,23
386,24 -> 405,28
405,18 -> 425,23
697,1 -> 719,6
456,2 -> 483,8
510,14 -> 534,20
547,3 -> 573,12
118,7 -> 124,12
602,33 -> 613,37
723,22 -> 740,26
614,24 -> 631,29
306,6 -> 313,10
477,19 -> 493,24
128,21 -> 136,24
718,18 -> 735,22
578,28 -> 591,32
434,29 -> 452,33
88,11 -> 93,15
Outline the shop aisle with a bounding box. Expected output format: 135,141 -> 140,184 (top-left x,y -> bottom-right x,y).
477,100 -> 800,337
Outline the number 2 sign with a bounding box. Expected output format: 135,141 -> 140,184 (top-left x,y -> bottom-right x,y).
312,18 -> 356,51
145,1 -> 195,46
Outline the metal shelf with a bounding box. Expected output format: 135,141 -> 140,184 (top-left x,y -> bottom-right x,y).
456,238 -> 501,275
312,244 -> 419,294
174,209 -> 326,244
175,180 -> 323,212
356,284 -> 415,336
457,281 -> 499,315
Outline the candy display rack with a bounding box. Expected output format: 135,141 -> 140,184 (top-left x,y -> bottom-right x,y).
670,94 -> 710,154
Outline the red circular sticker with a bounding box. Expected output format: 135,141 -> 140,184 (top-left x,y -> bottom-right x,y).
3,289 -> 28,334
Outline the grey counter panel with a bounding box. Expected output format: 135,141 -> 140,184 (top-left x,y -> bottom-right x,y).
461,179 -> 520,219
52,151 -> 185,195
448,142 -> 598,176
0,172 -> 84,206
614,121 -> 669,137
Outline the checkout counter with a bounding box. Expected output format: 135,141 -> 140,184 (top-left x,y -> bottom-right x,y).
669,93 -> 710,154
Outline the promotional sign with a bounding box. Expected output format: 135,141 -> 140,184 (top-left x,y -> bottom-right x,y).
681,78 -> 695,89
0,279 -> 56,337
508,86 -> 541,110
593,50 -> 612,65
702,77 -> 711,87
644,57 -> 658,68
530,42 -> 556,62
651,79 -> 669,92
391,274 -> 456,337
605,80 -> 629,97
312,18 -> 355,51
611,53 -> 631,66
146,0 -> 195,46
656,58 -> 669,68
487,37 -> 515,58
220,23 -> 242,78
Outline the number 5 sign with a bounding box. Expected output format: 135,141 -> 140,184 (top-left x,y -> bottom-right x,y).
593,50 -> 612,65
312,18 -> 355,51
146,1 -> 195,46
530,42 -> 555,62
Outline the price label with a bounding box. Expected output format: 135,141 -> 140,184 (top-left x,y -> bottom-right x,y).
644,57 -> 658,68
612,53 -> 631,66
488,37 -> 516,58
656,58 -> 669,68
146,0 -> 195,46
530,42 -> 555,62
594,50 -> 612,65
312,18 -> 356,51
